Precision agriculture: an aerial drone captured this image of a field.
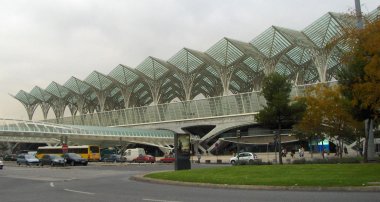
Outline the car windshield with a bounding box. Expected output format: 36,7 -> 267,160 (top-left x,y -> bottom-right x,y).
24,155 -> 36,159
67,153 -> 81,158
50,155 -> 61,159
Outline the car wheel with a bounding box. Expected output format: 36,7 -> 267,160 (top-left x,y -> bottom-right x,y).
83,162 -> 88,166
249,159 -> 254,165
70,161 -> 75,166
230,160 -> 236,165
0,165 -> 3,169
40,163 -> 44,167
17,162 -> 21,166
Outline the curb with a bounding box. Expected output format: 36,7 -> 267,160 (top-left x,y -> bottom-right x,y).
130,172 -> 380,192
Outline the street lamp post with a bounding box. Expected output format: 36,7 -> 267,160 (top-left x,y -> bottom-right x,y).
236,129 -> 241,164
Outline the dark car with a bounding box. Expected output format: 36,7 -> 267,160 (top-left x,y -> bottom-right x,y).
101,154 -> 126,163
40,154 -> 66,167
63,153 -> 88,166
16,154 -> 40,166
159,155 -> 175,163
3,154 -> 17,161
132,154 -> 155,163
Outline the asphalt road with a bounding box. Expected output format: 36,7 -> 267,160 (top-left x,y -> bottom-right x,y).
0,162 -> 379,202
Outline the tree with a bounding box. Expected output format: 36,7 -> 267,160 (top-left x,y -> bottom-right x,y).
294,84 -> 363,158
338,19 -> 380,162
256,73 -> 305,164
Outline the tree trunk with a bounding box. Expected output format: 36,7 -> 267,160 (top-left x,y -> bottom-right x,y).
364,118 -> 375,162
278,121 -> 283,165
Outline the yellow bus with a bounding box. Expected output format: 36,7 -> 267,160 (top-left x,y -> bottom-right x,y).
36,145 -> 100,161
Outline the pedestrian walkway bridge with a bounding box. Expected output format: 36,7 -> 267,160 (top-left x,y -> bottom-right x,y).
0,118 -> 175,151
2,82 -> 336,152
45,83 -> 325,128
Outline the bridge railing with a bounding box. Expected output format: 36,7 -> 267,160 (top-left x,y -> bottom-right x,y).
44,82 -> 337,127
45,91 -> 266,127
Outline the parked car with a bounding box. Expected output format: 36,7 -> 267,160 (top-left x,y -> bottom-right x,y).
17,154 -> 40,166
132,154 -> 156,163
0,159 -> 3,169
3,154 -> 17,161
63,153 -> 88,166
230,152 -> 258,165
159,155 -> 175,163
40,154 -> 66,166
101,154 -> 126,163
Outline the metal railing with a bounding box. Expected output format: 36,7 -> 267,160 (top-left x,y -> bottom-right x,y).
45,82 -> 337,127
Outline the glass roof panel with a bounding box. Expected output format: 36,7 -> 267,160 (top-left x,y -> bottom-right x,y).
286,46 -> 311,65
30,86 -> 51,102
136,57 -> 169,80
110,87 -> 121,97
45,82 -> 70,98
206,38 -> 244,66
235,70 -> 248,81
302,12 -> 352,48
108,64 -> 138,86
230,80 -> 240,91
64,77 -> 90,95
205,66 -> 218,77
134,83 -> 144,92
84,71 -> 113,91
168,49 -> 204,74
366,7 -> 380,22
14,90 -> 39,105
274,26 -> 314,47
275,62 -> 292,77
243,57 -> 263,72
250,27 -> 292,58
87,91 -> 97,101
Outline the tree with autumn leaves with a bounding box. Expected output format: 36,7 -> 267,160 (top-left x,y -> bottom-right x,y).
338,19 -> 380,162
295,19 -> 379,161
293,84 -> 363,158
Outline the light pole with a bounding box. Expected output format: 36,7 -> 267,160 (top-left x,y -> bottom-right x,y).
236,129 -> 241,164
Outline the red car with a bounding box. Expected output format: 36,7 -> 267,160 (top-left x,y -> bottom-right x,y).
132,154 -> 156,163
159,155 -> 175,163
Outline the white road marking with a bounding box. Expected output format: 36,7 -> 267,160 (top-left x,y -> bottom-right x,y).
142,199 -> 182,202
64,189 -> 95,195
50,182 -> 55,187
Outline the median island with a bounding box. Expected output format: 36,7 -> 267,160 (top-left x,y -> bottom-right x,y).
145,164 -> 380,187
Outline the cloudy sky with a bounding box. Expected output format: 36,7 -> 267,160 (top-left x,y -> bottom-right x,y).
0,0 -> 378,120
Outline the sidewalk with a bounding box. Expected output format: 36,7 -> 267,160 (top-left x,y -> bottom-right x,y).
189,152 -> 361,164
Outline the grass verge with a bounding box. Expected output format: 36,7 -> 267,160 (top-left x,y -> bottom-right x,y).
145,164 -> 380,187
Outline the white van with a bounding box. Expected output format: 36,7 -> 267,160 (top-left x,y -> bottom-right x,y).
124,148 -> 146,162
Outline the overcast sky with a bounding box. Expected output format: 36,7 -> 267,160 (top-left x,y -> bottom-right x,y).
0,0 -> 378,120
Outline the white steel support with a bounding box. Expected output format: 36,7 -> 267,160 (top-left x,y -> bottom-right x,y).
24,104 -> 38,121
310,48 -> 330,83
40,102 -> 51,120
94,90 -> 108,112
262,58 -> 278,75
120,87 -> 132,109
146,80 -> 162,105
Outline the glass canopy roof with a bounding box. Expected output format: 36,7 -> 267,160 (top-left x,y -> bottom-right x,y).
12,7 -> 379,120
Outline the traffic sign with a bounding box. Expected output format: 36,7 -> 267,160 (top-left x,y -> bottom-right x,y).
62,144 -> 68,153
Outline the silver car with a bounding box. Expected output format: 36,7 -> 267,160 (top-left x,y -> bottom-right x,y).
17,154 -> 40,166
230,152 -> 257,165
